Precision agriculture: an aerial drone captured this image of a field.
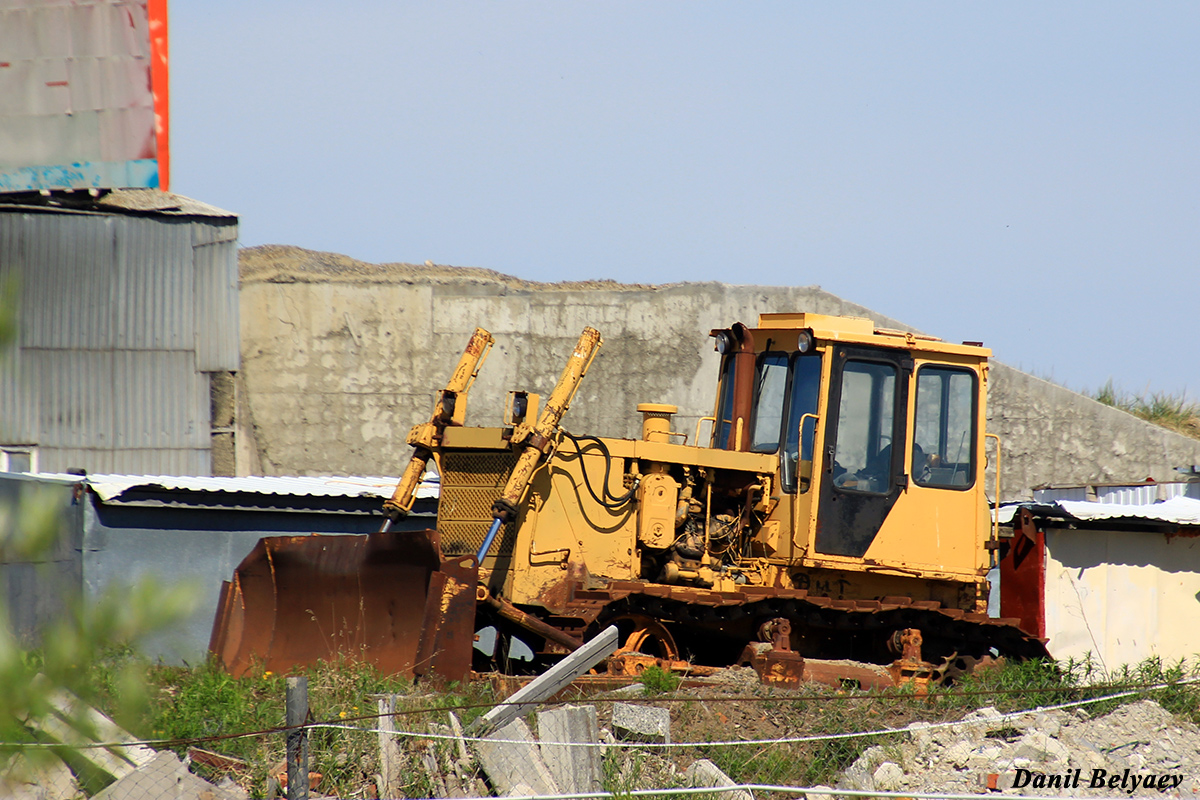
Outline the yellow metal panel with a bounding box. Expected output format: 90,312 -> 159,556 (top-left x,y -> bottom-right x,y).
442,427 -> 510,449
505,449 -> 638,606
757,312 -> 875,335
598,437 -> 777,472
753,313 -> 992,359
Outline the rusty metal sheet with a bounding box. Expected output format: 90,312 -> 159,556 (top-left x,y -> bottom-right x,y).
210,530 -> 478,682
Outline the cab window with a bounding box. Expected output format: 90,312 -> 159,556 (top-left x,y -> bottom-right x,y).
749,352 -> 789,453
714,354 -> 736,448
780,353 -> 821,492
913,366 -> 976,488
832,360 -> 896,494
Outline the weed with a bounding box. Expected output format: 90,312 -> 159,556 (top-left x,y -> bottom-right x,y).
1092,380 -> 1200,440
639,665 -> 681,695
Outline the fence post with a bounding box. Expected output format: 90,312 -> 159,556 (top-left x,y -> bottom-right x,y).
286,676 -> 309,800
376,693 -> 401,798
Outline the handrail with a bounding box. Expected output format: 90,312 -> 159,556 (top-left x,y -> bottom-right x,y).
985,433 -> 1001,561
798,413 -> 819,494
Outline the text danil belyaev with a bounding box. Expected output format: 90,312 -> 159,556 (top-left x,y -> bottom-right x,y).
1013,768 -> 1184,794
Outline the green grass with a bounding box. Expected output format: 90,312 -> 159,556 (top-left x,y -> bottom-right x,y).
1092,380 -> 1200,440
74,652 -> 494,797
29,651 -> 1200,797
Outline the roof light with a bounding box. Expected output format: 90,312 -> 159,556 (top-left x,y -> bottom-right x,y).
713,330 -> 735,355
796,330 -> 814,353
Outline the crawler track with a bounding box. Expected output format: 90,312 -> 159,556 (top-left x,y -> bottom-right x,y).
540,580 -> 1048,667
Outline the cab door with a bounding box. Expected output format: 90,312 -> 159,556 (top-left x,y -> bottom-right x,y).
814,345 -> 912,557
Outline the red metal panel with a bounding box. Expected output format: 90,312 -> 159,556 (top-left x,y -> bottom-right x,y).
148,0 -> 169,191
999,508 -> 1046,638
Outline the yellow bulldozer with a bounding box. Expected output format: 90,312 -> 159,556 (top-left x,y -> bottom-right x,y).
210,313 -> 1046,687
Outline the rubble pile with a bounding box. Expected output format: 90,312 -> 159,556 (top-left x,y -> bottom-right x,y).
840,700 -> 1200,796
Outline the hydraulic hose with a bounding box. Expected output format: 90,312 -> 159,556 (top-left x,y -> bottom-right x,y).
559,430 -> 638,510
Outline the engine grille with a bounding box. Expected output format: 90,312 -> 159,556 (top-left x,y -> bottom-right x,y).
438,450 -> 519,557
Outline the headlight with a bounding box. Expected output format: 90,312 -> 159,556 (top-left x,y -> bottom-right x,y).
796,330 -> 814,353
713,329 -> 735,355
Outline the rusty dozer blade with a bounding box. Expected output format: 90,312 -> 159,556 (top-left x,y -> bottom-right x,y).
209,529 -> 478,682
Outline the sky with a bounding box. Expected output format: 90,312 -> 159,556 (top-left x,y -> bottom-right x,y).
171,2 -> 1199,400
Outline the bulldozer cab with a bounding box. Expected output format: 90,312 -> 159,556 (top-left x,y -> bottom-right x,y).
711,313 -> 992,579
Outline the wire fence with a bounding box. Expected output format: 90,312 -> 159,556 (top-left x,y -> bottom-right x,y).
5,668 -> 1200,800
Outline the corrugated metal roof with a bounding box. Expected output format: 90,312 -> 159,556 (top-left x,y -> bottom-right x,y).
1033,481 -> 1195,505
58,473 -> 441,504
1055,496 -> 1200,525
96,190 -> 236,219
0,190 -> 236,220
998,496 -> 1200,527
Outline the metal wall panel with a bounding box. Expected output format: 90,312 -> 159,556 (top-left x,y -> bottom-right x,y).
0,345 -> 36,444
112,349 -> 208,449
193,227 -> 239,371
38,447 -> 115,475
19,213 -> 117,349
106,447 -> 210,476
2,206 -> 238,475
1096,483 -> 1189,504
1035,483 -> 1192,504
0,214 -> 36,443
1032,487 -> 1088,503
31,349 -> 115,449
0,215 -> 24,284
191,222 -> 238,247
1044,527 -> 1200,668
37,447 -> 209,477
113,216 -> 193,350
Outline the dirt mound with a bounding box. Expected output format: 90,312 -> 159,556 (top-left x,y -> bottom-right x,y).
237,244 -> 663,290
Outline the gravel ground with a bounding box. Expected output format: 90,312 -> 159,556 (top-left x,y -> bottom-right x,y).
838,700 -> 1200,797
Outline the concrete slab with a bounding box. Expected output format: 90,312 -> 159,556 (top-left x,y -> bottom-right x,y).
92,751 -> 243,800
684,759 -> 754,800
0,752 -> 81,800
473,719 -> 559,797
612,703 -> 671,744
538,704 -> 602,794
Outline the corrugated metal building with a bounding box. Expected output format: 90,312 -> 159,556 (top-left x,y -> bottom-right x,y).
0,471 -> 439,664
0,189 -> 239,475
998,492 -> 1200,671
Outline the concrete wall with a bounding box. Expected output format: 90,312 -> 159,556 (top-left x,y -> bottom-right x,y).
239,245 -> 1200,500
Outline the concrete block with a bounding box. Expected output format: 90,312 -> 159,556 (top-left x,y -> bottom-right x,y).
684,759 -> 754,800
0,752 -> 81,800
944,740 -> 974,768
538,704 -> 602,795
612,702 -> 671,744
92,751 -> 243,800
1013,731 -> 1071,765
474,719 -> 559,797
873,762 -> 905,791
